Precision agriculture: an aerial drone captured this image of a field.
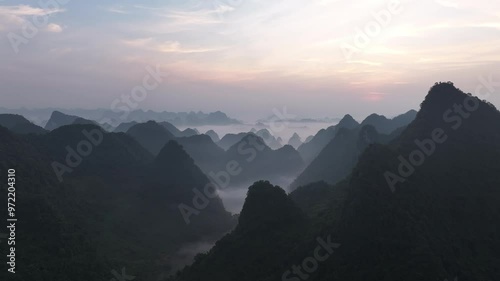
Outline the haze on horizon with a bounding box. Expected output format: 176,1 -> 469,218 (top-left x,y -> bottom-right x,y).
1,0 -> 499,121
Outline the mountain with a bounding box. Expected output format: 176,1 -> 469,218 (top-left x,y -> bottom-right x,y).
0,125 -> 108,280
158,121 -> 199,137
291,119 -> 413,190
204,111 -> 238,125
173,132 -> 304,188
113,121 -> 138,132
117,110 -> 240,126
72,117 -> 99,126
179,128 -> 199,137
0,108 -> 241,127
255,128 -> 283,149
291,125 -> 390,190
297,114 -> 359,164
0,114 -> 47,134
159,121 -> 183,136
138,141 -> 235,276
39,124 -> 153,176
223,134 -> 304,186
126,120 -> 175,155
288,132 -> 303,149
175,134 -> 226,174
217,132 -> 251,150
321,82 -> 500,280
172,82 -> 500,281
174,181 -> 307,281
45,111 -> 86,130
175,133 -> 304,188
360,109 -> 417,134
205,130 -> 220,143
4,124 -> 235,280
391,109 -> 418,127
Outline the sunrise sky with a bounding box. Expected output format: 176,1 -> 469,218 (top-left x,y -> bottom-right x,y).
1,0 -> 499,120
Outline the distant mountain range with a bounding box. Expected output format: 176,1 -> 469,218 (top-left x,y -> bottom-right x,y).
297,110 -> 417,164
0,108 -> 241,127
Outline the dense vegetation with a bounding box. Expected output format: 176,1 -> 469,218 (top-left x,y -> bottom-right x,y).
1,82 -> 499,281
173,82 -> 500,281
0,125 -> 235,280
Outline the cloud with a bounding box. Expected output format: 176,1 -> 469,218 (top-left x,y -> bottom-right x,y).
105,5 -> 130,14
363,92 -> 387,102
0,4 -> 65,31
434,0 -> 459,8
46,23 -> 63,33
155,41 -> 226,53
122,38 -> 227,54
161,9 -> 223,27
0,5 -> 64,16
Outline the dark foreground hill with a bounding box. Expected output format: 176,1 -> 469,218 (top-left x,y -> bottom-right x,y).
0,124 -> 235,280
172,82 -> 500,281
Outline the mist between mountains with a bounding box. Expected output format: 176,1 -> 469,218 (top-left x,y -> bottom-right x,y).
384,74 -> 500,193
51,64 -> 168,182
178,106 -> 296,224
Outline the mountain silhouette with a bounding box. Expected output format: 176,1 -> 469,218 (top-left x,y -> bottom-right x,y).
255,128 -> 283,149
113,121 -> 138,132
72,117 -> 99,126
205,129 -> 220,142
291,125 -> 391,190
176,134 -> 226,174
297,114 -> 359,164
45,110 -> 91,130
217,132 -> 252,150
0,114 -> 47,134
288,132 -> 303,149
0,125 -> 108,280
126,120 -> 175,155
360,109 -> 417,134
172,82 -> 500,281
222,134 -> 304,186
179,128 -> 199,137
175,181 -> 307,281
2,123 -> 235,280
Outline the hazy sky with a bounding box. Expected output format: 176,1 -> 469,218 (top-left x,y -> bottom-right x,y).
1,0 -> 499,120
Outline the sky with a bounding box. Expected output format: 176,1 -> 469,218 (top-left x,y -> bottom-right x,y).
0,0 -> 499,121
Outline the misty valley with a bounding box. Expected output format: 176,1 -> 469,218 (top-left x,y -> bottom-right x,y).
1,82 -> 500,280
